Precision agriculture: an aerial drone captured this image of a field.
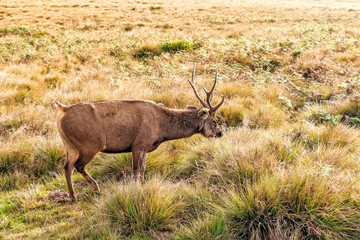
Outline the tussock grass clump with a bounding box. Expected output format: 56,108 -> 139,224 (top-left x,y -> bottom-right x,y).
0,120 -> 24,140
224,52 -> 282,72
91,153 -> 132,180
109,46 -> 128,60
161,40 -> 199,53
169,138 -> 219,179
219,104 -> 245,127
0,139 -> 65,190
44,74 -> 63,89
311,85 -> 335,101
148,92 -> 191,108
336,51 -> 360,65
176,214 -> 228,240
224,169 -> 360,239
84,178 -> 187,238
0,106 -> 54,137
198,129 -> 293,186
292,124 -> 360,151
266,134 -> 298,163
123,24 -> 133,32
0,26 -> 31,37
32,141 -> 65,178
224,52 -> 254,68
146,145 -> 181,176
150,6 -> 162,11
134,43 -> 162,59
0,146 -> 33,190
332,97 -> 360,117
170,129 -> 294,186
218,82 -> 255,99
3,89 -> 30,105
246,104 -> 288,129
305,146 -> 360,172
0,146 -> 32,174
0,171 -> 30,191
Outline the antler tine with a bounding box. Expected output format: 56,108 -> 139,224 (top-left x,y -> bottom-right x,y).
191,63 -> 195,83
210,71 -> 218,97
201,70 -> 224,112
212,96 -> 225,112
187,63 -> 208,108
202,84 -> 213,109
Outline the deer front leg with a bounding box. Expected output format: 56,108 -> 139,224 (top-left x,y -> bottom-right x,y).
132,149 -> 147,182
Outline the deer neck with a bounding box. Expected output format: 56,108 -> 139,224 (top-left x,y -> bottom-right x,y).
162,109 -> 202,141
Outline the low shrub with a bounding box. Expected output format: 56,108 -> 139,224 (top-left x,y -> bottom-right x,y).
307,111 -> 342,125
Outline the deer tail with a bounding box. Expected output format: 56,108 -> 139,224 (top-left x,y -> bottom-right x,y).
54,101 -> 68,112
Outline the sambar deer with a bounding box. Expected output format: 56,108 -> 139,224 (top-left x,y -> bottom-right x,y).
55,64 -> 225,201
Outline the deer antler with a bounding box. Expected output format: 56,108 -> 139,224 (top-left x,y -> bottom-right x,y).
187,63 -> 225,112
187,63 -> 209,108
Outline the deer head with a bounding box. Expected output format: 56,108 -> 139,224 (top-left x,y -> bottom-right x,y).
187,64 -> 225,138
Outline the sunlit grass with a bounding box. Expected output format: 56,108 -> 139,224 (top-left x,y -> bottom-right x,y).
1,0 -> 360,239
224,169 -> 360,239
83,178 -> 188,238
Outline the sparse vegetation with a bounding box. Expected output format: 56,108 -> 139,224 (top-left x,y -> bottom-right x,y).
1,0 -> 360,239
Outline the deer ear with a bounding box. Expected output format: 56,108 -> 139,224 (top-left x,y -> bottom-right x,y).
187,105 -> 198,110
198,108 -> 210,118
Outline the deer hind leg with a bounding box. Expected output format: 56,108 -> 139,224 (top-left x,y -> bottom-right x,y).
132,149 -> 147,183
64,147 -> 79,202
74,152 -> 100,194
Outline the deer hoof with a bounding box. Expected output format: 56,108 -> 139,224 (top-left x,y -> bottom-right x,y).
68,195 -> 77,203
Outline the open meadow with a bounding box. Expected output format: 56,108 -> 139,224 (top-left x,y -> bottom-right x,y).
1,0 -> 360,239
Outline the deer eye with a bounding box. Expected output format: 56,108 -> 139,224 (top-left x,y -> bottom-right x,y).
213,120 -> 217,125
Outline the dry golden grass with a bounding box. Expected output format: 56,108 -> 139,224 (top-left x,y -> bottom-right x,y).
1,0 -> 360,239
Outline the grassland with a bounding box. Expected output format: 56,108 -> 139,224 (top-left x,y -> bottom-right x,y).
1,0 -> 360,239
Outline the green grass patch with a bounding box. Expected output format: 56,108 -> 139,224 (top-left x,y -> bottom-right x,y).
0,26 -> 31,37
161,40 -> 199,53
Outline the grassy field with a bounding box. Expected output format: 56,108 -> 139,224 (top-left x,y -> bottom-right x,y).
1,0 -> 360,239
